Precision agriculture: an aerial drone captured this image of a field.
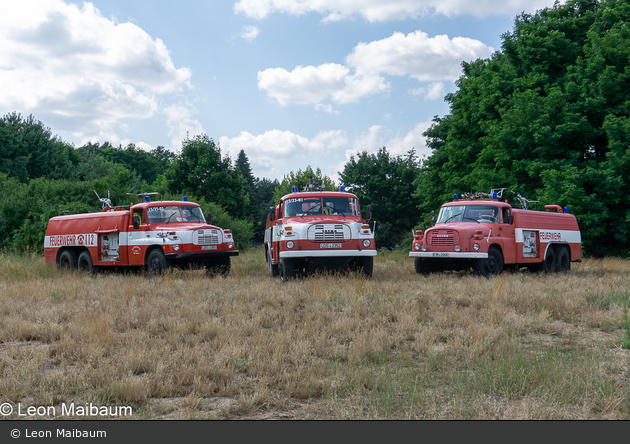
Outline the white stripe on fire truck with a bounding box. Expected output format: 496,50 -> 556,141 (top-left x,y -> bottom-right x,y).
514,228 -> 581,244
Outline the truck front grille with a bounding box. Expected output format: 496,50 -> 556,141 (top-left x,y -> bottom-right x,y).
427,230 -> 459,246
193,229 -> 222,245
307,224 -> 351,242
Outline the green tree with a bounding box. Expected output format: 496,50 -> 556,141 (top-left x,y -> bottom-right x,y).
272,166 -> 337,204
340,147 -> 421,248
166,134 -> 248,218
0,112 -> 74,182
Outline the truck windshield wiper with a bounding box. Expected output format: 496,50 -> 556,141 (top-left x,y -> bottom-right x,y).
443,213 -> 461,223
463,217 -> 480,223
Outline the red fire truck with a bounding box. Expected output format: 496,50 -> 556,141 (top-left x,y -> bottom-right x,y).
264,179 -> 376,282
44,191 -> 238,275
409,189 -> 582,277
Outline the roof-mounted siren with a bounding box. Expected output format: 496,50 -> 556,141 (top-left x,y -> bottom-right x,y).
492,192 -> 498,200
454,193 -> 459,201
340,185 -> 345,192
183,196 -> 188,201
292,186 -> 298,193
564,206 -> 569,214
94,190 -> 113,209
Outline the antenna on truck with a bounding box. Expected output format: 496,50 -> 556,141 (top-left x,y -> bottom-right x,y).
126,192 -> 160,202
491,188 -> 539,210
94,190 -> 113,209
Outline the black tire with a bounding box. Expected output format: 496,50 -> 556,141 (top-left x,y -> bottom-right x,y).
542,247 -> 556,273
267,247 -> 279,277
147,249 -> 167,276
281,258 -> 295,283
361,256 -> 373,277
478,247 -> 504,278
414,257 -> 430,275
59,250 -> 77,271
556,246 -> 570,273
77,250 -> 94,274
217,256 -> 231,277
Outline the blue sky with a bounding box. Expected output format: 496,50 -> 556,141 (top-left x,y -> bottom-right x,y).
0,0 -> 562,183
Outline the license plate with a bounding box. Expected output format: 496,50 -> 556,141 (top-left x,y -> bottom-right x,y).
202,245 -> 217,250
432,252 -> 449,257
320,243 -> 342,249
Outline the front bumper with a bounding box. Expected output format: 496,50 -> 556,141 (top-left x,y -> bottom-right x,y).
409,251 -> 488,259
280,249 -> 377,259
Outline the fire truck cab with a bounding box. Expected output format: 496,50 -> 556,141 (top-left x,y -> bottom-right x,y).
264,181 -> 377,281
409,189 -> 582,277
44,192 -> 239,275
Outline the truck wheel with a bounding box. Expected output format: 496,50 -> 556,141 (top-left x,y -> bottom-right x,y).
414,257 -> 430,275
556,247 -> 570,272
147,249 -> 167,276
267,248 -> 279,277
59,250 -> 77,271
361,257 -> 373,277
281,259 -> 295,283
77,251 -> 94,274
478,248 -> 504,278
542,247 -> 556,273
217,257 -> 231,277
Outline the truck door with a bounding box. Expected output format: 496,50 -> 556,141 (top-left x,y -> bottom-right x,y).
127,209 -> 148,266
499,208 -> 516,264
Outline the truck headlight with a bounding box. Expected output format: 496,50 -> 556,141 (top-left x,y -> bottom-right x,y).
286,241 -> 294,249
454,245 -> 461,252
421,245 -> 427,252
362,239 -> 371,248
473,243 -> 480,251
414,243 -> 420,251
228,243 -> 234,249
173,244 -> 179,251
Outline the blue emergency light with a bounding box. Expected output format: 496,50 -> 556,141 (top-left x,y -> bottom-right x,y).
454,194 -> 459,201
492,192 -> 498,199
292,186 -> 298,192
564,207 -> 569,213
340,186 -> 345,192
145,196 -> 150,202
183,196 -> 188,201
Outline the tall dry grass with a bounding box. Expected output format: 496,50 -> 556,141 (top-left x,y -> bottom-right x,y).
0,250 -> 629,419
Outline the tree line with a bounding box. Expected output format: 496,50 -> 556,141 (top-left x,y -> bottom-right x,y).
1,0 -> 629,257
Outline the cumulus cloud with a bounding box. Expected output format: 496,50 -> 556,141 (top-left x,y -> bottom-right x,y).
258,30 -> 492,110
238,25 -> 260,41
410,82 -> 446,101
0,0 -> 196,148
219,129 -> 347,176
234,0 -> 560,22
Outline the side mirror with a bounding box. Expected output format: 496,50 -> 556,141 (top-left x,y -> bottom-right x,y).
269,206 -> 276,221
206,213 -> 213,225
430,210 -> 436,227
365,205 -> 372,221
132,215 -> 140,230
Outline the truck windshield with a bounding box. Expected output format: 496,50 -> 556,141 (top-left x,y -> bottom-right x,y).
283,197 -> 360,217
437,205 -> 499,223
146,205 -> 205,223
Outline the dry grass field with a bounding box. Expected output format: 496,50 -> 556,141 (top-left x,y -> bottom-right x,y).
0,249 -> 629,420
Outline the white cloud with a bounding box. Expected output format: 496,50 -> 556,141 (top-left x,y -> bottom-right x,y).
410,82 -> 446,101
258,30 -> 492,109
0,0 -> 194,148
164,104 -> 205,151
238,25 -> 260,41
234,0 -> 560,22
219,129 -> 347,176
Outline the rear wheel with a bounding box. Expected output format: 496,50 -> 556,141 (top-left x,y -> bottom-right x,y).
59,250 -> 77,271
147,249 -> 167,276
543,247 -> 557,273
267,247 -> 279,277
556,247 -> 570,273
77,251 -> 94,274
